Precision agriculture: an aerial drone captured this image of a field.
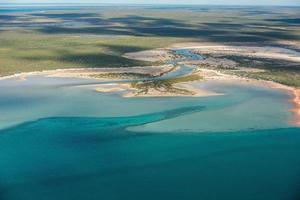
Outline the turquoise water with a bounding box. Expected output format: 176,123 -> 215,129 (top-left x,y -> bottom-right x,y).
0,75 -> 300,200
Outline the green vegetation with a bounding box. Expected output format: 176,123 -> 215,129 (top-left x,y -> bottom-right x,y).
221,56 -> 300,87
0,6 -> 300,76
89,72 -> 153,79
164,74 -> 203,84
0,31 -> 181,76
237,70 -> 300,87
131,74 -> 202,95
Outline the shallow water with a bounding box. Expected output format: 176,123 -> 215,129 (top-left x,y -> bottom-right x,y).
162,49 -> 203,79
0,76 -> 291,131
0,75 -> 300,200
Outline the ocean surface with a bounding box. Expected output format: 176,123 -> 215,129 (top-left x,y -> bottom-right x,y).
0,75 -> 300,200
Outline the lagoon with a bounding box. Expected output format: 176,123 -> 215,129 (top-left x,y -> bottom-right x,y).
0,75 -> 300,200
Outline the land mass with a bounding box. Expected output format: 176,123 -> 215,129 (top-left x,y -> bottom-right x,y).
0,6 -> 300,125
3,41 -> 300,126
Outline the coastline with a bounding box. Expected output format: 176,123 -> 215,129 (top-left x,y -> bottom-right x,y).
267,82 -> 300,126
291,89 -> 300,126
230,77 -> 300,127
0,65 -> 173,81
1,67 -> 299,126
1,42 -> 300,126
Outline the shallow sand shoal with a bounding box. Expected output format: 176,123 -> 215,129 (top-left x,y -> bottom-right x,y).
95,83 -> 132,93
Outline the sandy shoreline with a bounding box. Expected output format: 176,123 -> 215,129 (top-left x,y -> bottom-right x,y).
1,42 -> 300,126
222,77 -> 300,127
291,89 -> 300,126
2,66 -> 299,126
206,70 -> 300,127
1,67 -> 299,126
0,65 -> 173,81
267,82 -> 300,126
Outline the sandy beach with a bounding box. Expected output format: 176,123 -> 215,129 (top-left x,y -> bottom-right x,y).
93,66 -> 300,127
203,70 -> 300,127
1,65 -> 300,126
267,82 -> 300,126
1,42 -> 300,126
291,89 -> 300,126
0,65 -> 173,81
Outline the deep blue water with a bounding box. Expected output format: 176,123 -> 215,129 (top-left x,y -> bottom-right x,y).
0,106 -> 300,200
